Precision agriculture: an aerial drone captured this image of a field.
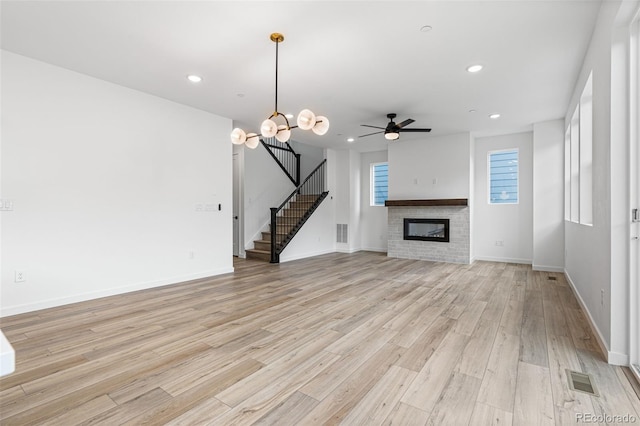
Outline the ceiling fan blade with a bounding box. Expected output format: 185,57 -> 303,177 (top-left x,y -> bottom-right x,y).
361,124 -> 386,130
358,130 -> 384,138
398,128 -> 432,133
396,118 -> 415,129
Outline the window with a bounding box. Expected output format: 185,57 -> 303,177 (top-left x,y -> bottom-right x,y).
371,162 -> 388,206
488,149 -> 518,204
579,72 -> 593,225
564,126 -> 571,221
570,105 -> 580,222
564,71 -> 593,225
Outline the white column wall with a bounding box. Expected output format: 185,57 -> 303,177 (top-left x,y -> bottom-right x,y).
533,120 -> 565,271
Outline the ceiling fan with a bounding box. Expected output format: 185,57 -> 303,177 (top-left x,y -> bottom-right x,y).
359,113 -> 432,140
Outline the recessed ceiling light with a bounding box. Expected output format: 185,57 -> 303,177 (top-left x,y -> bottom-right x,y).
347,137 -> 355,143
469,109 -> 477,113
237,93 -> 245,98
489,113 -> 501,119
187,75 -> 202,83
285,113 -> 294,119
466,64 -> 483,73
420,25 -> 433,33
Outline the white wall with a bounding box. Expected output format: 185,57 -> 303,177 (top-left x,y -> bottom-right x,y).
349,150 -> 362,251
564,0 -> 637,365
279,195 -> 335,263
533,120 -> 565,271
289,140 -> 325,180
242,144 -> 294,247
564,0 -> 616,361
388,133 -> 471,200
279,149 -> 336,263
1,51 -> 233,316
474,132 -> 533,264
333,149 -> 350,252
333,149 -> 362,253
360,150 -> 388,252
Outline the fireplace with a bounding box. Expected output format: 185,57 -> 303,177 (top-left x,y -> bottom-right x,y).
387,201 -> 469,263
403,218 -> 450,242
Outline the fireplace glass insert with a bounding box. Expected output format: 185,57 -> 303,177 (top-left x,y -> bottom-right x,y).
403,218 -> 450,242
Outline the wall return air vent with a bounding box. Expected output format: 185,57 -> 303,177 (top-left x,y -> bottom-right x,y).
336,224 -> 348,243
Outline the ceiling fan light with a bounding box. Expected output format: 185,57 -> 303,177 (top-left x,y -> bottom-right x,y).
312,116 -> 330,136
275,125 -> 291,142
261,119 -> 278,138
245,133 -> 260,149
297,109 -> 316,130
231,128 -> 247,144
385,131 -> 400,141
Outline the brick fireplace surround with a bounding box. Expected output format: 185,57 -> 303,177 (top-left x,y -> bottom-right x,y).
385,199 -> 470,264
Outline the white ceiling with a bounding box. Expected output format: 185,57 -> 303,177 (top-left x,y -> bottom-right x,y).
1,1 -> 601,152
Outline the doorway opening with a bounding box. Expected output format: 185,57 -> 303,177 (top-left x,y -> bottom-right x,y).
232,149 -> 245,258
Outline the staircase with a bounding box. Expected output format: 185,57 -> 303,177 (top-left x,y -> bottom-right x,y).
245,158 -> 328,263
245,195 -> 320,262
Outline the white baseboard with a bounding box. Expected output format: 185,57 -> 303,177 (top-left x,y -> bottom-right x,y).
0,267 -> 234,318
473,256 -> 532,265
0,331 -> 15,377
532,264 -> 565,272
335,247 -> 361,254
360,247 -> 387,253
280,248 -> 337,263
608,351 -> 630,366
563,270 -> 625,365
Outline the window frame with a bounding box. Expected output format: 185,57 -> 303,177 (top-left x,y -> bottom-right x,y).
487,148 -> 519,205
564,71 -> 593,226
370,162 -> 389,207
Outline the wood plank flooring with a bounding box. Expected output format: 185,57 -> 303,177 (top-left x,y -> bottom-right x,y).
1,252 -> 638,425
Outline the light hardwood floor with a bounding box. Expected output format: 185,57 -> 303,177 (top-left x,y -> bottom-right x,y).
1,252 -> 639,425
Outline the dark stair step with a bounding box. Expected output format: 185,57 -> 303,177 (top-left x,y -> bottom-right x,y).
281,208 -> 308,218
295,194 -> 321,201
245,248 -> 271,262
253,240 -> 271,251
288,200 -> 315,209
261,231 -> 288,243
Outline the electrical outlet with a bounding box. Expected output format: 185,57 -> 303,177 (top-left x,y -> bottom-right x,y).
189,251 -> 195,259
14,270 -> 25,283
495,240 -> 504,246
0,199 -> 13,211
600,289 -> 604,307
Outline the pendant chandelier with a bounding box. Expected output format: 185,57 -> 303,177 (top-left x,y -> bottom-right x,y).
230,33 -> 329,148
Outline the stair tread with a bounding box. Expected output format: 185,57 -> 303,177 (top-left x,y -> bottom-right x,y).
246,248 -> 270,254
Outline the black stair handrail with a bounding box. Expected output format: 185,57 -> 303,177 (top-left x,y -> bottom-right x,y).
270,159 -> 328,263
261,137 -> 300,186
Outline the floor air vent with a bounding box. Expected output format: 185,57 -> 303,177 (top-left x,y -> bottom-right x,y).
548,276 -> 557,281
566,369 -> 599,396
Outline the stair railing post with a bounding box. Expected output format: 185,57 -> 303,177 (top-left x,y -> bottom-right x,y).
295,153 -> 301,187
270,207 -> 279,263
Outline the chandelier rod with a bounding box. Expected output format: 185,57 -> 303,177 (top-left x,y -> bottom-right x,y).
275,36 -> 279,114
271,33 -> 284,118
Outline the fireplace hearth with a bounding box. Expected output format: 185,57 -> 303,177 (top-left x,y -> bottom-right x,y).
404,218 -> 450,242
